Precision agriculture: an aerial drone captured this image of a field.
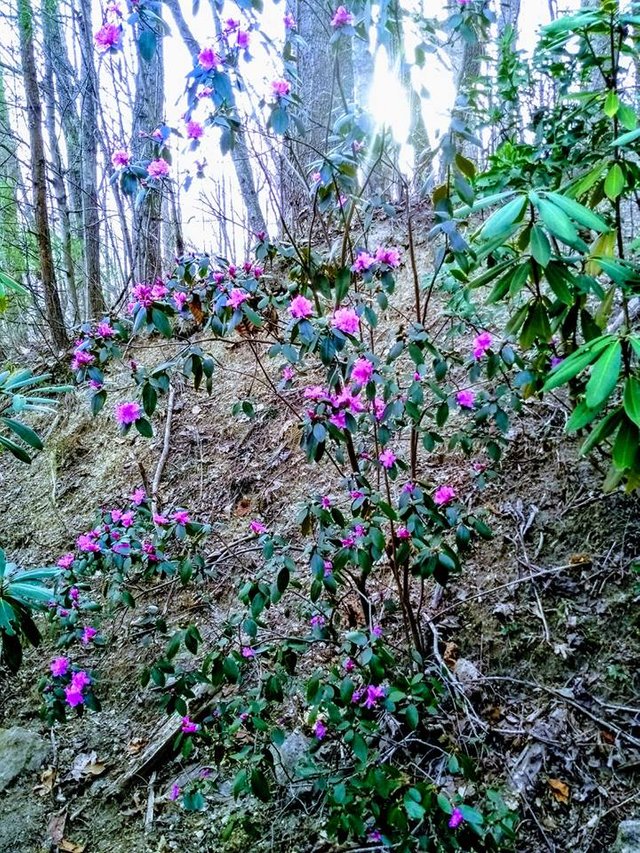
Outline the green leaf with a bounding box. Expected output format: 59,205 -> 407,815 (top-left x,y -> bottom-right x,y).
138,29 -> 157,62
610,127 -> 640,148
478,195 -> 527,240
623,377 -> 640,428
269,106 -> 289,135
0,435 -> 31,463
603,90 -> 619,118
250,768 -> 271,802
535,197 -> 583,248
581,408 -> 623,455
223,655 -> 240,683
152,308 -> 172,338
604,163 -> 625,200
585,341 -> 622,409
135,418 -> 153,438
543,336 -> 613,391
1,418 -> 43,450
566,400 -> 604,432
530,225 -> 551,267
545,262 -> 574,304
545,192 -> 609,233
612,418 -> 638,471
404,793 -> 426,821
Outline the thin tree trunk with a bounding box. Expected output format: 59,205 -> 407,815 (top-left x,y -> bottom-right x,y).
0,67 -> 26,283
42,28 -> 80,321
17,0 -> 69,350
132,0 -> 165,282
75,0 -> 106,318
167,0 -> 268,239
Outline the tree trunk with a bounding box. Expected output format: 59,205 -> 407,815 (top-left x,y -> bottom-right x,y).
0,67 -> 27,284
75,0 -> 106,318
17,0 -> 68,351
132,1 -> 165,282
42,25 -> 80,321
42,0 -> 85,297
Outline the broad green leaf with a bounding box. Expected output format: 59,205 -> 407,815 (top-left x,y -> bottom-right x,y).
603,91 -> 619,118
545,192 -> 609,233
545,262 -> 574,304
612,418 -> 638,471
585,341 -> 622,409
543,336 -> 614,392
0,435 -> 31,463
535,198 -> 583,248
604,163 -> 625,200
478,195 -> 527,240
152,308 -> 172,338
566,400 -> 604,432
623,377 -> 640,428
581,408 -> 623,455
1,418 -> 43,450
610,127 -> 640,148
530,225 -> 551,267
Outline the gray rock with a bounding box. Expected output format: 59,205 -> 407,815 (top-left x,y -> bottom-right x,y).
271,729 -> 313,793
453,658 -> 482,696
0,727 -> 50,791
613,820 -> 640,853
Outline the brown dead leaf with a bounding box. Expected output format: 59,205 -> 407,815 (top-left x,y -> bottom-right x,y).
568,553 -> 591,566
65,751 -> 106,781
235,497 -> 252,516
548,778 -> 570,804
34,765 -> 57,795
601,729 -> 615,744
443,641 -> 459,669
59,840 -> 86,853
46,810 -> 66,844
127,738 -> 146,754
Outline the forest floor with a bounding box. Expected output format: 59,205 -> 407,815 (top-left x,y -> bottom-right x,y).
1,228 -> 639,853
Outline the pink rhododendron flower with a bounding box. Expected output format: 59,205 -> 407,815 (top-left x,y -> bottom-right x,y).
111,149 -> 130,168
169,783 -> 180,801
372,398 -> 386,421
333,388 -> 364,414
289,294 -> 314,319
375,246 -> 401,267
551,355 -> 564,368
449,808 -> 464,829
372,625 -> 383,638
241,646 -> 255,658
313,720 -> 327,739
65,687 -> 85,707
351,357 -> 374,386
120,511 -> 134,527
151,280 -> 167,300
198,46 -> 218,70
310,614 -> 326,629
96,322 -> 114,338
172,510 -> 190,525
186,120 -> 204,140
352,251 -> 375,273
368,830 -> 383,843
284,12 -> 297,30
173,291 -> 188,310
282,365 -> 294,382
131,282 -> 153,307
397,527 -> 411,540
115,401 -> 141,426
434,485 -> 456,506
456,389 -> 475,409
473,331 -> 492,359
250,519 -> 267,535
130,488 -> 146,505
311,171 -> 322,183
94,23 -> 121,52
57,553 -> 75,569
197,85 -> 214,99
379,449 -> 396,469
330,411 -> 347,429
227,287 -> 249,309
153,513 -> 168,525
271,78 -> 291,97
363,684 -> 386,709
321,495 -> 332,509
331,5 -> 354,27
69,587 -> 79,602
81,626 -> 97,645
303,386 -> 328,401
350,489 -> 364,500
236,30 -> 250,49
50,657 -> 69,677
71,349 -> 94,371
147,159 -> 170,179
344,657 -> 355,672
323,562 -> 333,577
76,534 -> 100,553
181,716 -> 199,734
332,307 -> 360,335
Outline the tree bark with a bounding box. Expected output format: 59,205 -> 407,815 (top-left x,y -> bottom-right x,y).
17,0 -> 68,350
132,1 -> 165,282
75,0 -> 106,318
42,23 -> 80,321
0,66 -> 27,284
